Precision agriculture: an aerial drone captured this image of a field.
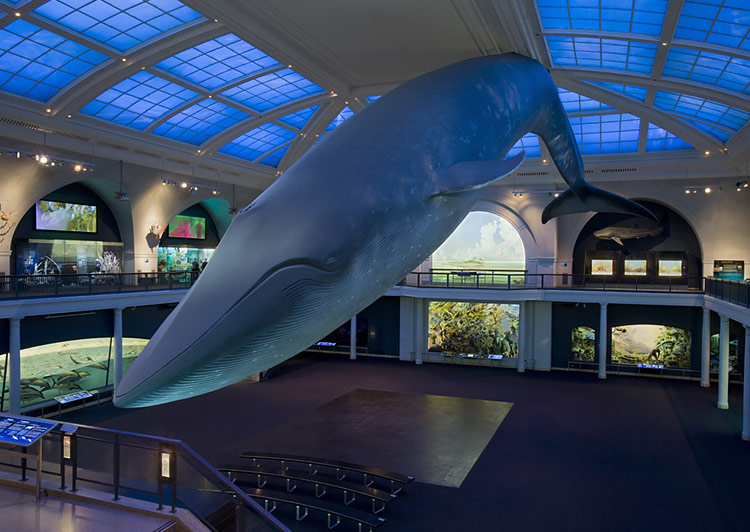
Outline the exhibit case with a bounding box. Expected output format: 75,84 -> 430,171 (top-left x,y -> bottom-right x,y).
158,247 -> 215,272
14,239 -> 123,275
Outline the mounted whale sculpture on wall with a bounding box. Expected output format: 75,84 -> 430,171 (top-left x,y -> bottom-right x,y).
114,53 -> 655,408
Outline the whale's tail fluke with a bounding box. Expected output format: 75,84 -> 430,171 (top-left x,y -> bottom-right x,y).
542,183 -> 657,224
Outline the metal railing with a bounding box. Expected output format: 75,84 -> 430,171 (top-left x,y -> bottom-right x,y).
0,418 -> 291,532
705,277 -> 750,307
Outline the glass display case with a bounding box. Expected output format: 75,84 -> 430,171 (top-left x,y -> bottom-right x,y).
158,247 -> 215,272
14,239 -> 123,275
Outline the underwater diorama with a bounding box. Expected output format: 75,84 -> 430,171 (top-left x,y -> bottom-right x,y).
428,301 -> 519,358
571,326 -> 596,361
611,324 -> 691,368
710,333 -> 739,373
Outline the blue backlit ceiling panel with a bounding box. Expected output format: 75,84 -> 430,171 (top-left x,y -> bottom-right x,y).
81,71 -> 198,129
558,87 -> 612,113
33,0 -> 202,52
278,105 -> 320,129
646,123 -> 693,152
259,144 -> 290,168
664,47 -> 750,95
547,36 -> 657,72
584,81 -> 648,102
325,106 -> 354,131
507,132 -> 541,158
218,123 -> 297,161
0,19 -> 108,101
653,90 -> 750,131
675,0 -> 750,50
538,0 -> 668,36
152,99 -> 250,145
155,34 -> 280,91
221,68 -> 324,112
568,113 -> 640,154
681,117 -> 733,143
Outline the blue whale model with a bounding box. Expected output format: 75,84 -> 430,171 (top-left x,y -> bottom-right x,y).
114,54 -> 654,407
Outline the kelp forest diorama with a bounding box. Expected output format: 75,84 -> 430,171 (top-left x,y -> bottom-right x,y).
611,324 -> 691,368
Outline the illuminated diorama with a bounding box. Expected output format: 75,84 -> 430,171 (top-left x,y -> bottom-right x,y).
158,247 -> 215,272
571,326 -> 596,361
15,240 -> 123,276
611,325 -> 691,368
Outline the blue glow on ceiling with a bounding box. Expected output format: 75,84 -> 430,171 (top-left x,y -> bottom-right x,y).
366,95 -> 381,102
547,36 -> 657,72
155,34 -> 280,91
680,117 -> 732,143
537,0 -> 668,36
653,90 -> 750,131
568,113 -> 640,154
278,105 -> 320,129
558,87 -> 612,113
506,132 -> 541,158
221,68 -> 324,112
664,47 -> 750,95
259,144 -> 290,168
325,106 -> 354,131
584,81 -> 648,101
675,0 -> 750,50
33,0 -> 202,52
152,99 -> 249,145
645,123 -> 693,152
0,19 -> 108,102
218,123 -> 297,161
81,71 -> 198,129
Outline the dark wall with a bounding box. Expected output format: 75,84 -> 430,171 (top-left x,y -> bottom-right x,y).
123,304 -> 176,338
20,310 -> 113,349
361,296 -> 400,355
160,203 -> 220,248
552,302 -> 601,367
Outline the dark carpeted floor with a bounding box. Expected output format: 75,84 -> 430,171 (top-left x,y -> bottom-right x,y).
60,353 -> 749,532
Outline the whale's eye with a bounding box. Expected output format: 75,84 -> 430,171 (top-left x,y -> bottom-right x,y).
326,257 -> 337,265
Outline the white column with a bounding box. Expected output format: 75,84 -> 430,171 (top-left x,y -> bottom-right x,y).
717,314 -> 729,410
113,308 -> 124,388
516,302 -> 526,373
349,315 -> 357,360
414,299 -> 423,365
599,303 -> 608,379
742,325 -> 750,441
8,318 -> 21,414
701,308 -> 711,387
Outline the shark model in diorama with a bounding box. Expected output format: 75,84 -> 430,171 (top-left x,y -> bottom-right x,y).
114,53 -> 655,408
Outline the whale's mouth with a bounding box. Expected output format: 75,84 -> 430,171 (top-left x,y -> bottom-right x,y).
113,258 -> 341,407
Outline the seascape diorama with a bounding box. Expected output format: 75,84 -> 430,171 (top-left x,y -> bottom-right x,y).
571,326 -> 596,361
610,325 -> 691,368
428,302 -> 519,359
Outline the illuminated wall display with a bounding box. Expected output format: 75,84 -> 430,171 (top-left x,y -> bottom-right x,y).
35,200 -> 97,233
591,259 -> 613,275
168,215 -> 206,239
611,325 -> 691,368
623,259 -> 647,276
658,260 -> 682,276
713,260 -> 744,280
571,326 -> 595,361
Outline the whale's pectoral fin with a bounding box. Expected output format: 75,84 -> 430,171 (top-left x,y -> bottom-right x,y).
613,237 -> 624,246
541,183 -> 657,224
432,151 -> 526,197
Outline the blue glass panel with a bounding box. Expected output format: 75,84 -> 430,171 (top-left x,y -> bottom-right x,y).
34,0 -> 202,52
663,47 -> 750,95
259,144 -> 290,168
278,105 -> 320,129
0,19 -> 108,101
325,106 -> 354,131
221,68 -> 324,111
680,117 -> 733,143
547,35 -> 657,72
567,113 -> 640,154
653,90 -> 750,131
645,123 -> 693,151
155,34 -> 280,91
81,71 -> 198,129
152,99 -> 250,145
583,80 -> 648,101
218,123 -> 298,161
506,132 -> 541,158
538,0 -> 668,36
676,1 -> 750,50
366,95 -> 381,102
557,87 -> 612,113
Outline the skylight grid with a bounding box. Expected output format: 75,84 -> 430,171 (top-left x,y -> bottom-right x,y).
218,123 -> 297,161
537,0 -> 668,36
152,99 -> 250,145
653,90 -> 750,131
547,36 -> 657,72
558,87 -> 612,113
259,144 -> 290,168
506,132 -> 541,158
221,68 -> 324,112
325,106 -> 354,131
675,0 -> 750,50
584,81 -> 648,101
155,34 -> 280,91
33,0 -> 202,52
278,105 -> 320,129
680,117 -> 733,143
645,123 -> 693,151
0,19 -> 108,102
664,47 -> 750,95
568,113 -> 640,154
81,71 -> 198,129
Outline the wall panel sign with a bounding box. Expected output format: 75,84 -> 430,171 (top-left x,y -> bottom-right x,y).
713,260 -> 744,281
0,416 -> 57,446
55,390 -> 93,404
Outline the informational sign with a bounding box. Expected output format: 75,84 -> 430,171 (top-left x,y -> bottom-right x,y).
0,416 -> 58,447
55,390 -> 93,404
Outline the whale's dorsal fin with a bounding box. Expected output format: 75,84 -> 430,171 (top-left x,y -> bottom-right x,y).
432,151 -> 525,197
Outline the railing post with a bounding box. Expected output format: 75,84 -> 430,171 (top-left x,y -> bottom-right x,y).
118,272 -> 123,292
113,434 -> 120,501
54,274 -> 58,296
89,273 -> 93,294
